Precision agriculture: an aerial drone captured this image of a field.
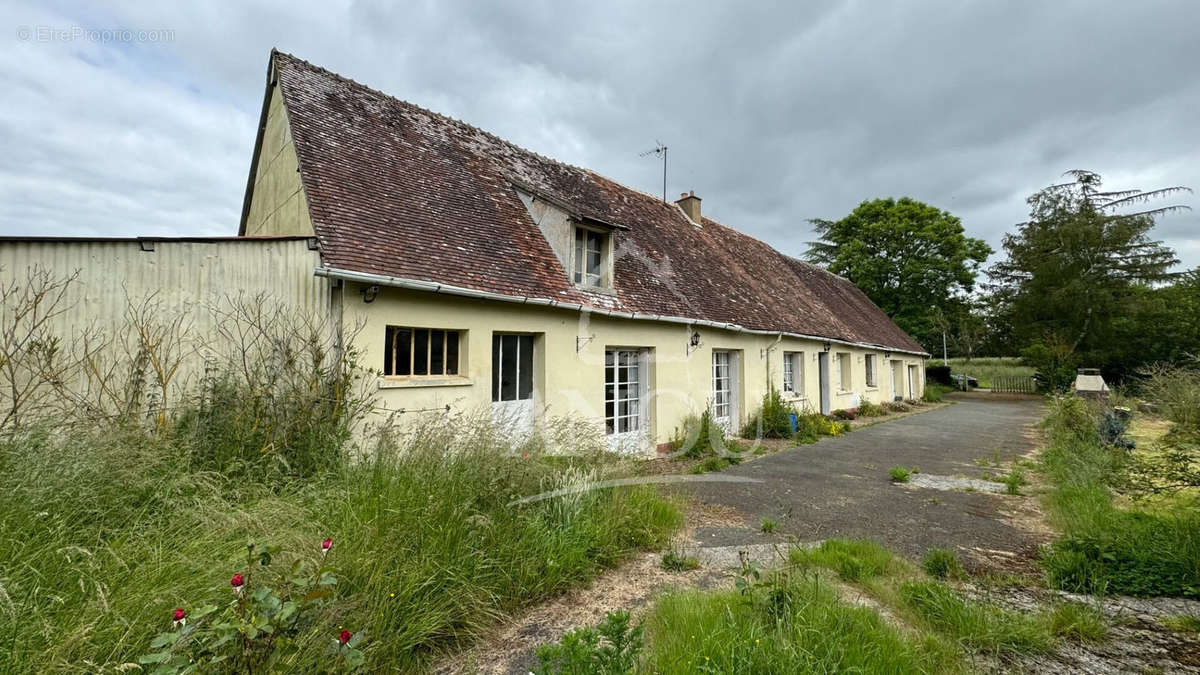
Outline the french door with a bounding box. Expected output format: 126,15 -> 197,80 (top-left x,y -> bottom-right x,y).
605,348 -> 648,452
712,350 -> 738,431
492,334 -> 534,434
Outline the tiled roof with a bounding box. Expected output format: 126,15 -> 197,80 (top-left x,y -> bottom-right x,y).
265,51 -> 926,354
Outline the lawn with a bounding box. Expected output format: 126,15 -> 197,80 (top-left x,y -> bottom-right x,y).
943,357 -> 1034,389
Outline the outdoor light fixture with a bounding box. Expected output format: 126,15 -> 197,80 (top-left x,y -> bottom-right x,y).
361,284 -> 379,303
822,341 -> 831,352
687,330 -> 701,356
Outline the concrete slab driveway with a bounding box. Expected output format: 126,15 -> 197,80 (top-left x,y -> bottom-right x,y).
685,396 -> 1047,563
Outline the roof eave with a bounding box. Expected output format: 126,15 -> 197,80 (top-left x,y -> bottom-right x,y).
313,266 -> 931,357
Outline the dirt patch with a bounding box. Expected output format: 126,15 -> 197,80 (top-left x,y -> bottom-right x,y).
964,585 -> 1200,674
434,500 -> 747,675
906,472 -> 1007,493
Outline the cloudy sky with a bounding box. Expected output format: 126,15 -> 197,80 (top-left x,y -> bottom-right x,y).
3,1 -> 1198,271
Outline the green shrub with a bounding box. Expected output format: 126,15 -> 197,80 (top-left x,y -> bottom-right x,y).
890,466 -> 912,482
858,400 -> 886,417
672,407 -> 739,459
533,610 -> 643,675
742,388 -> 798,439
760,517 -> 778,534
1138,364 -> 1200,434
922,548 -> 966,580
1001,469 -> 1028,495
794,413 -> 849,444
883,401 -> 911,414
899,580 -> 1055,654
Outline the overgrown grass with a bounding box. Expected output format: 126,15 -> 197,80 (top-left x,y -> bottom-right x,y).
944,357 -> 1035,389
1039,396 -> 1200,597
661,550 -> 700,572
898,580 -> 1056,654
790,538 -> 898,582
642,574 -> 963,674
922,548 -> 967,580
1045,602 -> 1109,643
922,383 -> 954,403
0,413 -> 681,672
1160,614 -> 1200,633
890,465 -> 914,482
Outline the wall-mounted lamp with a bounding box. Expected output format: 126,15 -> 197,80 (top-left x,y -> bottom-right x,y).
822,341 -> 831,353
687,331 -> 701,356
361,284 -> 380,303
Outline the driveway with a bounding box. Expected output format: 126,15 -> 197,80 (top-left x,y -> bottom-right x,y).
684,396 -> 1047,563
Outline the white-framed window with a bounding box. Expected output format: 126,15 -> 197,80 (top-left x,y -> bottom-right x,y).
865,354 -> 877,388
605,349 -> 646,435
384,327 -> 460,377
573,227 -> 606,287
783,351 -> 805,395
838,352 -> 852,391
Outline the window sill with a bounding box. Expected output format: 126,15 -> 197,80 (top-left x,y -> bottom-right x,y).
783,393 -> 807,401
378,376 -> 473,390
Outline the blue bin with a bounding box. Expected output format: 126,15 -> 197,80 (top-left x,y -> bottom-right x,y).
788,413 -> 798,434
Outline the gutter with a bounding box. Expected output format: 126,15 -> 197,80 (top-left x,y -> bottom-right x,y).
313,267 -> 931,358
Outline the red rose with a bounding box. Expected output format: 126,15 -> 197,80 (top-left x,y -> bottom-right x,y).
230,573 -> 244,588
339,629 -> 352,645
173,608 -> 186,622
322,538 -> 333,552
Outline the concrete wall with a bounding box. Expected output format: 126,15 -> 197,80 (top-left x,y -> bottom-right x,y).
242,80 -> 314,237
343,281 -> 925,452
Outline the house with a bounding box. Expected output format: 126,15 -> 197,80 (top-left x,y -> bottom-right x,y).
0,50 -> 927,453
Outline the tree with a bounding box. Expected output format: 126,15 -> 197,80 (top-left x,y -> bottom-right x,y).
987,170 -> 1190,378
806,197 -> 992,350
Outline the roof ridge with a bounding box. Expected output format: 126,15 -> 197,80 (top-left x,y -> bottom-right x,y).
273,50 -> 600,185
273,50 -> 706,224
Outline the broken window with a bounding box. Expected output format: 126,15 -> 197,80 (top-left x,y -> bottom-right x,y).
573,227 -> 606,286
384,326 -> 460,377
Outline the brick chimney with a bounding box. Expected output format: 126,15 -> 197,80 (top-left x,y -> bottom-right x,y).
675,190 -> 701,223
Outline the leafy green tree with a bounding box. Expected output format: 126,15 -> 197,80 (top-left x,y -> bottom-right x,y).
807,198 -> 992,350
988,170 -> 1190,378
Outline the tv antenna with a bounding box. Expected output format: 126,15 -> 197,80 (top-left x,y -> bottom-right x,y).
639,141 -> 668,201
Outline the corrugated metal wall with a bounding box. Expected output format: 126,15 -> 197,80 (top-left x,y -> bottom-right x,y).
0,238 -> 331,417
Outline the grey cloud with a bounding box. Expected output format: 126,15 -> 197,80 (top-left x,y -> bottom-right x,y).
3,0 -> 1197,269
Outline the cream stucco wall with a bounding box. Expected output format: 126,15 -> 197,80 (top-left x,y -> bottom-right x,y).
342,282 -> 925,452
243,79 -> 314,237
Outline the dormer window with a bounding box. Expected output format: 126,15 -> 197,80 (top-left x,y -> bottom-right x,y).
573,227 -> 607,287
